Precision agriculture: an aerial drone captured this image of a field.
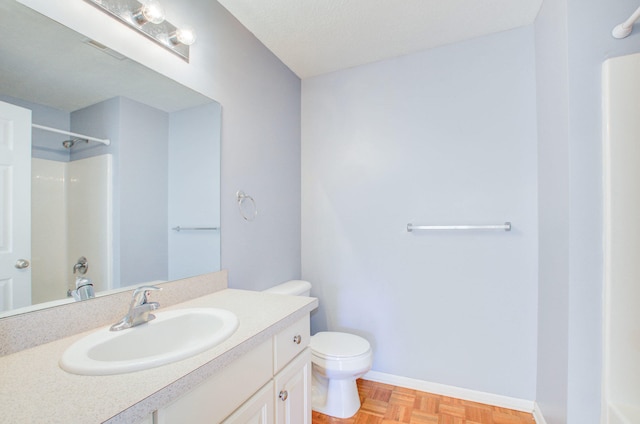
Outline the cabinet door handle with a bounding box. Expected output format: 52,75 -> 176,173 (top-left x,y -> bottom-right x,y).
293,335 -> 302,345
279,390 -> 288,401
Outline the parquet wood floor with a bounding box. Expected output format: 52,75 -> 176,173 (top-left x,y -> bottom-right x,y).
311,379 -> 535,424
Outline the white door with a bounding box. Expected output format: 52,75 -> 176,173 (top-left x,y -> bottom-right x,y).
0,101 -> 32,311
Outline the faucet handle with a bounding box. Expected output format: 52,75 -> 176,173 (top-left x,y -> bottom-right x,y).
72,256 -> 88,275
131,285 -> 162,306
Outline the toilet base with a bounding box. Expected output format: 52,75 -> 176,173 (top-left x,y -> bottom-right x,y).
311,373 -> 361,419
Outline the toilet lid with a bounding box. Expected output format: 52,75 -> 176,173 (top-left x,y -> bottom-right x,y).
311,332 -> 371,358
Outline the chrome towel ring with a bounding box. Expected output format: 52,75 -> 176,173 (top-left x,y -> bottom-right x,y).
237,190 -> 258,221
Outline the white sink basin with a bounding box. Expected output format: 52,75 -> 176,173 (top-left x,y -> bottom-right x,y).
60,307 -> 239,375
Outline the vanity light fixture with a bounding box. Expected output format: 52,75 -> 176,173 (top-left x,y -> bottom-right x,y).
132,0 -> 165,25
83,0 -> 196,62
169,26 -> 197,46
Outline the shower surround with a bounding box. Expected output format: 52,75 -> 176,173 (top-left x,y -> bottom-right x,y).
31,154 -> 112,304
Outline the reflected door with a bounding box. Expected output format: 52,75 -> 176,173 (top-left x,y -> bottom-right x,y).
0,100 -> 32,311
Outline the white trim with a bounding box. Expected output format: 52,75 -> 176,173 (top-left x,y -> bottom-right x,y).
602,58 -> 613,424
363,370 -> 535,413
533,403 -> 548,424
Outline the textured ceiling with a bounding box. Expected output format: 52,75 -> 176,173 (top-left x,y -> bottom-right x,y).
217,0 -> 543,78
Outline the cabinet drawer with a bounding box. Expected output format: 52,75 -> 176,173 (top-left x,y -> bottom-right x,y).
273,315 -> 310,374
156,339 -> 273,424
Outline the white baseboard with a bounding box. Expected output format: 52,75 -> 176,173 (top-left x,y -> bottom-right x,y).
363,370 -> 535,413
532,403 -> 548,424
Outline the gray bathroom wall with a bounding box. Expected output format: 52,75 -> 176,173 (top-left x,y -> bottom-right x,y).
302,26 -> 538,401
535,0 -> 640,422
534,0 -> 570,422
198,1 -> 302,289
168,102 -> 222,280
70,97 -> 117,162
118,97 -> 169,286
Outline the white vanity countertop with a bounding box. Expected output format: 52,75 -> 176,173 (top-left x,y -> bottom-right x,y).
0,289 -> 318,424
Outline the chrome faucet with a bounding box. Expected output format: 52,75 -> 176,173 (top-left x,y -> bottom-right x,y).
68,257 -> 94,301
69,276 -> 95,301
110,286 -> 161,331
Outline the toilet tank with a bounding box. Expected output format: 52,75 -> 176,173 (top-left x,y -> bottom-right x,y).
263,280 -> 312,296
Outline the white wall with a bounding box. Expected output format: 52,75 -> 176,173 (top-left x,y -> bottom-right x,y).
302,27 -> 538,400
17,0 -> 302,290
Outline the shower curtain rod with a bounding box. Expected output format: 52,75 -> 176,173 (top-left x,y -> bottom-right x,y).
32,124 -> 111,146
612,5 -> 640,38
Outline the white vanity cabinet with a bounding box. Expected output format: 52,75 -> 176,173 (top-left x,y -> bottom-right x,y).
272,316 -> 312,424
154,314 -> 311,424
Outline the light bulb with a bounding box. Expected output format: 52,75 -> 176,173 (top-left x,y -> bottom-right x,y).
133,0 -> 165,25
171,26 -> 197,46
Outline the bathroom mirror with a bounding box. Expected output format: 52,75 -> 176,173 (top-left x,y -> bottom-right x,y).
0,0 -> 221,316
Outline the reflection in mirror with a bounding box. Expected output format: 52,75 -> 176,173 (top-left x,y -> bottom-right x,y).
0,0 -> 221,316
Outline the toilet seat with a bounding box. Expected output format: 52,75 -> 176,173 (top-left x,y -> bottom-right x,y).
311,332 -> 371,360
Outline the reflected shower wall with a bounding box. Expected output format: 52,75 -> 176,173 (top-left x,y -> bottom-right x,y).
31,155 -> 112,303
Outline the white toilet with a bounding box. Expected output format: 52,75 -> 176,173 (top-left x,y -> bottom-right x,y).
264,280 -> 373,419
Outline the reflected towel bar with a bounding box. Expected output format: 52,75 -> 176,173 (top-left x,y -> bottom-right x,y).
407,222 -> 512,232
172,226 -> 219,232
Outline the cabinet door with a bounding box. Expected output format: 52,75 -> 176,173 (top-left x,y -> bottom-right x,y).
222,382 -> 274,424
274,348 -> 311,424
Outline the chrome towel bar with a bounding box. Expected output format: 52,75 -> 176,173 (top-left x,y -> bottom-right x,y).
172,226 -> 219,232
407,222 -> 512,232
